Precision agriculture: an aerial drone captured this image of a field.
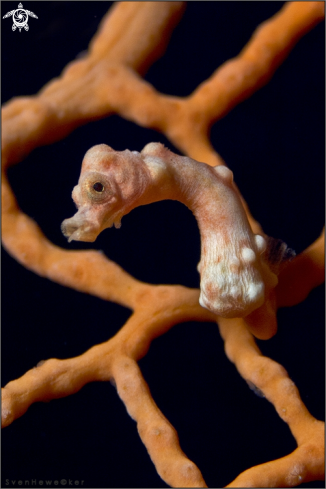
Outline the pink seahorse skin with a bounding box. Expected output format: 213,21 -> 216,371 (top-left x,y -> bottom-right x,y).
62,143 -> 278,325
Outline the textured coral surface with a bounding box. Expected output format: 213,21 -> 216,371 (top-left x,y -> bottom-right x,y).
2,2 -> 324,488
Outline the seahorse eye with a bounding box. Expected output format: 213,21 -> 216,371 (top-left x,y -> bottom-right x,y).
82,173 -> 110,203
93,182 -> 104,193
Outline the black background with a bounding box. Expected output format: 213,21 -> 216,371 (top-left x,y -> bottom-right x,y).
2,2 -> 325,488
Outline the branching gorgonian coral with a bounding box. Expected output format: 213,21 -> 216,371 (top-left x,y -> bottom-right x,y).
2,2 -> 324,488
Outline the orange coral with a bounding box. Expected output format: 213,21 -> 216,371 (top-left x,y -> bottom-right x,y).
2,2 -> 324,487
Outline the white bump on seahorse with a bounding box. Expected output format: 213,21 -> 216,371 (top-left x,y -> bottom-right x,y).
62,142 -> 279,319
242,248 -> 256,264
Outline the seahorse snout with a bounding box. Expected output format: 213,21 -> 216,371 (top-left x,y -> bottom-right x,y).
61,215 -> 99,243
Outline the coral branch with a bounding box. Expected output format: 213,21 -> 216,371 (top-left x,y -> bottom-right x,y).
2,285 -> 214,428
219,317 -> 325,487
188,2 -> 325,126
112,357 -> 207,487
276,228 -> 325,308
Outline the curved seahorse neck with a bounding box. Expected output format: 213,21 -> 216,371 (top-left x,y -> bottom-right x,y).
141,143 -> 276,320
141,143 -> 252,240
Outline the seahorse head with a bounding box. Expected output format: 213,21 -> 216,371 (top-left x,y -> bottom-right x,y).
61,144 -> 150,242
